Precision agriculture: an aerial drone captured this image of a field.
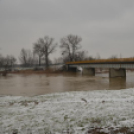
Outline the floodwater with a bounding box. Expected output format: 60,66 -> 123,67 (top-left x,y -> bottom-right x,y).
0,71 -> 134,96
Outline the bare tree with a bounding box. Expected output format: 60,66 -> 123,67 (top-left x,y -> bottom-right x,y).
19,48 -> 33,66
0,54 -> 4,70
7,55 -> 16,67
33,43 -> 43,66
109,55 -> 118,59
0,55 -> 17,71
88,56 -> 95,60
33,36 -> 57,68
75,51 -> 88,61
60,34 -> 82,62
96,53 -> 101,60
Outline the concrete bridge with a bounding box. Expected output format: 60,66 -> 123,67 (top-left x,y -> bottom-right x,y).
66,58 -> 134,78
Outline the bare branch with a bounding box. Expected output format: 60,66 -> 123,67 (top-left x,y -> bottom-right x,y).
60,34 -> 82,62
19,48 -> 34,66
33,36 -> 57,68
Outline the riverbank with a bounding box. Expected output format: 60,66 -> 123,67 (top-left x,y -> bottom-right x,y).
0,88 -> 134,133
0,69 -> 65,76
1,68 -> 134,76
11,69 -> 63,74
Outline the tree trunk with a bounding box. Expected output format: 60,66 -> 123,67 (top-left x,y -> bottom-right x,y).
39,56 -> 41,66
45,54 -> 49,69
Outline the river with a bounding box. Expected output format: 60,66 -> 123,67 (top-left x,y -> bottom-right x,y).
0,71 -> 134,96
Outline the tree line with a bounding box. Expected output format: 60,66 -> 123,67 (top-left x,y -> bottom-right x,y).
0,34 -> 120,70
0,34 -> 91,70
19,34 -> 90,69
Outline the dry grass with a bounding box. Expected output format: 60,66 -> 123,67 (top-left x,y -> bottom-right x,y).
87,127 -> 134,134
10,128 -> 134,134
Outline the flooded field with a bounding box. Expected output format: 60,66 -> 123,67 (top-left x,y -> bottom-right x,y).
0,71 -> 134,96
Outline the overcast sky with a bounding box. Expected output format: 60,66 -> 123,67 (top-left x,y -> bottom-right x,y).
0,0 -> 134,61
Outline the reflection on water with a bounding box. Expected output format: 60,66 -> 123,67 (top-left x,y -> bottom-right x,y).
0,71 -> 134,96
109,77 -> 126,89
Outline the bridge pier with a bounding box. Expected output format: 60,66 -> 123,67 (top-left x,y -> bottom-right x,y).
82,68 -> 95,76
109,68 -> 126,78
68,67 -> 77,72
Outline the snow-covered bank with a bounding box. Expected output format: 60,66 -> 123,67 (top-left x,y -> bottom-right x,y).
1,88 -> 134,134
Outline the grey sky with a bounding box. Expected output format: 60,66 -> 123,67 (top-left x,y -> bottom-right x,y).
0,0 -> 134,61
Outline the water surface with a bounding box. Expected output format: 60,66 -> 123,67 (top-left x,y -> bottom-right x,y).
0,71 -> 134,96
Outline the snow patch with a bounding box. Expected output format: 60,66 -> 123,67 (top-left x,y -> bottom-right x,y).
0,88 -> 134,133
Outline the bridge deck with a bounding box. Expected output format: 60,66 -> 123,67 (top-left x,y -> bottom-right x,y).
66,58 -> 134,65
66,58 -> 134,69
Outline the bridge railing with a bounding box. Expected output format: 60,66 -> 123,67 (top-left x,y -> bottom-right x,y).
66,57 -> 134,64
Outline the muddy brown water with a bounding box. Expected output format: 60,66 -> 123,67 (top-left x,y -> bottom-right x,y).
0,71 -> 134,96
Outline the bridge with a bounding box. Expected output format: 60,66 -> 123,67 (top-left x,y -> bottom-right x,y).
66,58 -> 134,78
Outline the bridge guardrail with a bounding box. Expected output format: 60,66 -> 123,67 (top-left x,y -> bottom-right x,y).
66,58 -> 134,65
